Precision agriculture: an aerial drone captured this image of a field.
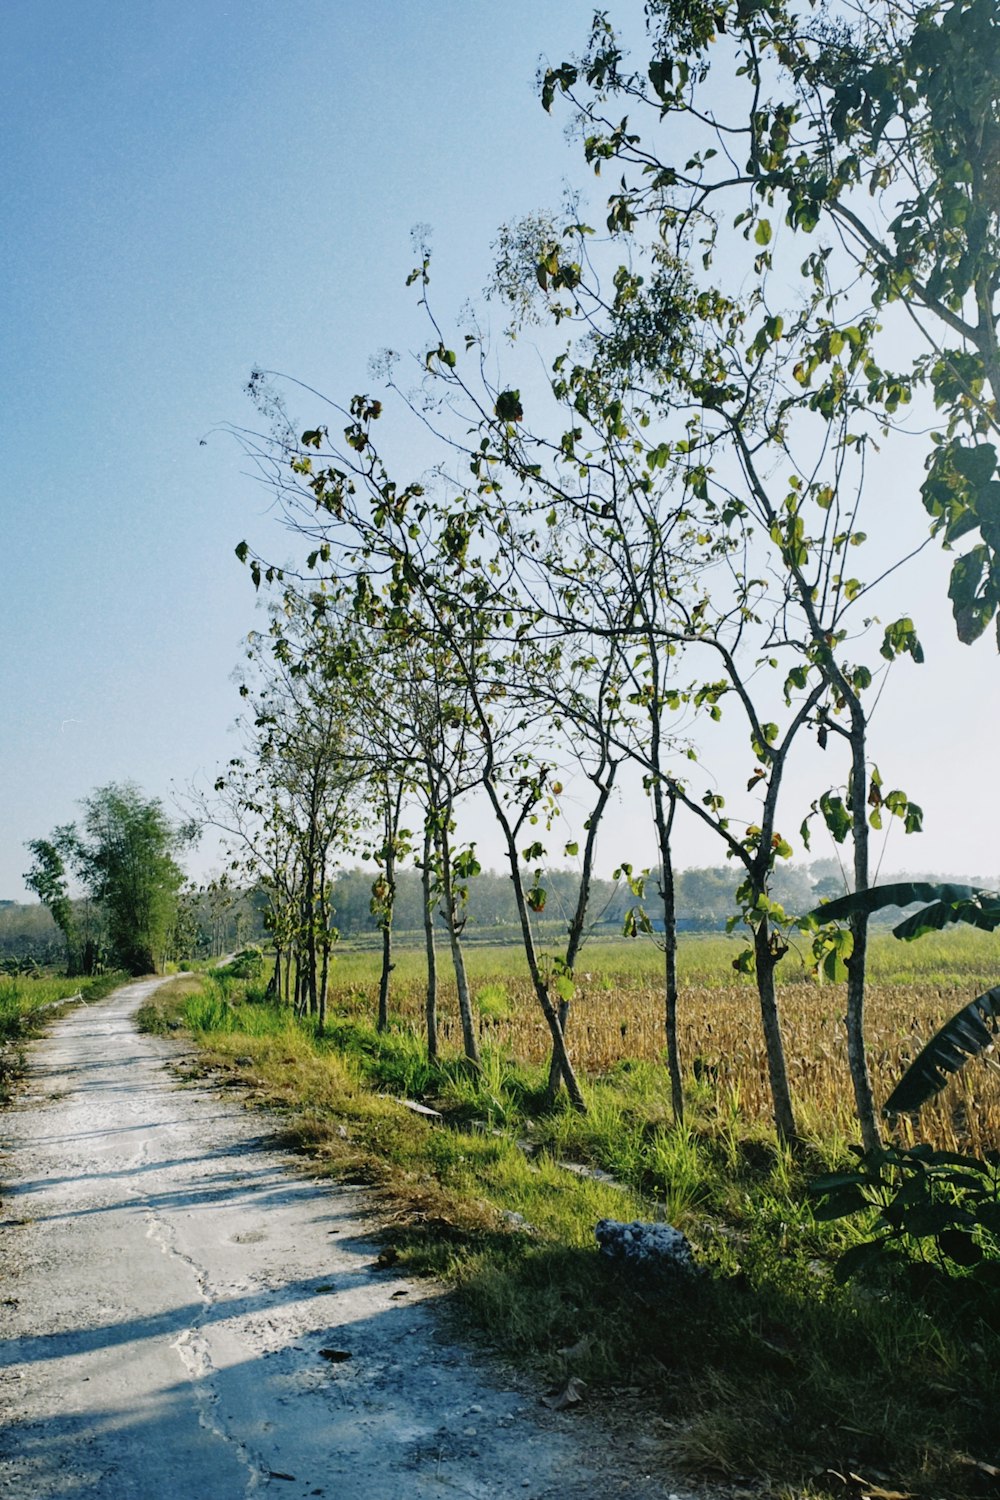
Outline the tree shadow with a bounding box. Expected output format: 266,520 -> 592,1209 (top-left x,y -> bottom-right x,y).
0,1275 -> 578,1499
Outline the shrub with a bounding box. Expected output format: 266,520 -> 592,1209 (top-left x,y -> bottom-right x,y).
214,946 -> 265,980
811,1143 -> 1000,1291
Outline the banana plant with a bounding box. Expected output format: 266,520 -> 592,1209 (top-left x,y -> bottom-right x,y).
810,883 -> 1000,1114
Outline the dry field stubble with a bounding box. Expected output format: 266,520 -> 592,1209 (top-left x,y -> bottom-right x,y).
327,929 -> 1000,1148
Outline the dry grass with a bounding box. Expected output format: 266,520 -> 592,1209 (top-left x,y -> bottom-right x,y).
326,928 -> 1000,1151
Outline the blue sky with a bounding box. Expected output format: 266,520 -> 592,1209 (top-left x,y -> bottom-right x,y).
1,0 -> 591,897
2,1 -> 997,900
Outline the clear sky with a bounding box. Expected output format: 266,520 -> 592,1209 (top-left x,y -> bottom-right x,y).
2,1 -> 997,902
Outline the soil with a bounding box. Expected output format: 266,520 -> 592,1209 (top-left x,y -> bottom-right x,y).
0,977 -> 709,1500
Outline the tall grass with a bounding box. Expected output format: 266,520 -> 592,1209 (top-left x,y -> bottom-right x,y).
0,972 -> 126,1043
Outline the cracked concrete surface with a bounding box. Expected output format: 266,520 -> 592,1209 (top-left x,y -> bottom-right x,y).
0,978 -> 699,1500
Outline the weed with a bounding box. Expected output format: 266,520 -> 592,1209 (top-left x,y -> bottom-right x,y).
475,982 -> 511,1022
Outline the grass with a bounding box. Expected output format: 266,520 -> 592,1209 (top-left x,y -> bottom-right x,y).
134,972 -> 208,1033
135,934 -> 1000,1498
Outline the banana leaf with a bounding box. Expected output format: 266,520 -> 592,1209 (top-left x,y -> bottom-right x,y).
884,985 -> 1000,1114
808,882 -> 1000,941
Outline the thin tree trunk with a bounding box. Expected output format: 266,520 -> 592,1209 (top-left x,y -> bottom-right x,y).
304,881 -> 318,1018
658,840 -> 683,1124
422,823 -> 438,1063
753,919 -> 798,1147
317,857 -> 331,1034
508,864 -> 585,1110
318,924 -> 330,1033
440,823 -> 479,1067
653,776 -> 684,1123
294,945 -> 305,1016
846,720 -> 880,1152
544,767 -> 616,1104
482,780 -> 585,1110
545,999 -> 571,1102
378,923 -> 393,1032
376,842 -> 396,1034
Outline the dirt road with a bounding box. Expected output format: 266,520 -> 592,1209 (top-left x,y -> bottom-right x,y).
0,979 -> 696,1499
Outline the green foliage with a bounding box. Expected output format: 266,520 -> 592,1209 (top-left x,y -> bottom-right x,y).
179,972 -> 1000,1494
0,971 -> 127,1096
544,0 -> 1000,644
810,881 -> 1000,1112
475,982 -> 511,1021
885,984 -> 1000,1115
31,783 -> 189,976
22,837 -> 76,967
812,880 -> 1000,941
811,1143 -> 1000,1292
214,946 -> 265,980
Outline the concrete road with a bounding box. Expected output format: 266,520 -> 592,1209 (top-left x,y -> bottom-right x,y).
0,978 -> 694,1500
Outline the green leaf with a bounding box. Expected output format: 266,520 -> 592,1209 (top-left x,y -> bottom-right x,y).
833,1239 -> 885,1285
809,1170 -> 867,1193
754,218 -> 772,246
527,883 -> 546,913
811,1185 -> 869,1220
495,390 -> 524,423
819,792 -> 850,844
810,881 -> 987,926
884,984 -> 1000,1113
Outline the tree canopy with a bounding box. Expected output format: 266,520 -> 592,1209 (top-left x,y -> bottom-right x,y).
27,783 -> 190,977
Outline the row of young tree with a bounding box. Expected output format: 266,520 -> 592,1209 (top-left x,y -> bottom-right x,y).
216,0 -> 998,1150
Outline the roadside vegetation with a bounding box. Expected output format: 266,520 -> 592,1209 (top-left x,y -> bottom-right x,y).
137,929 -> 1000,1499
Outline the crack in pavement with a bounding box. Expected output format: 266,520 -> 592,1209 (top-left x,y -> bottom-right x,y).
143,1200 -> 271,1494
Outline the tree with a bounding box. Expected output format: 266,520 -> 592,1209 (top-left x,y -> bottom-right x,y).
23,835 -> 78,973
232,600 -> 361,1027
503,7 -> 942,1147
229,6 -> 940,1147
541,0 -> 1000,643
66,783 -> 188,975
